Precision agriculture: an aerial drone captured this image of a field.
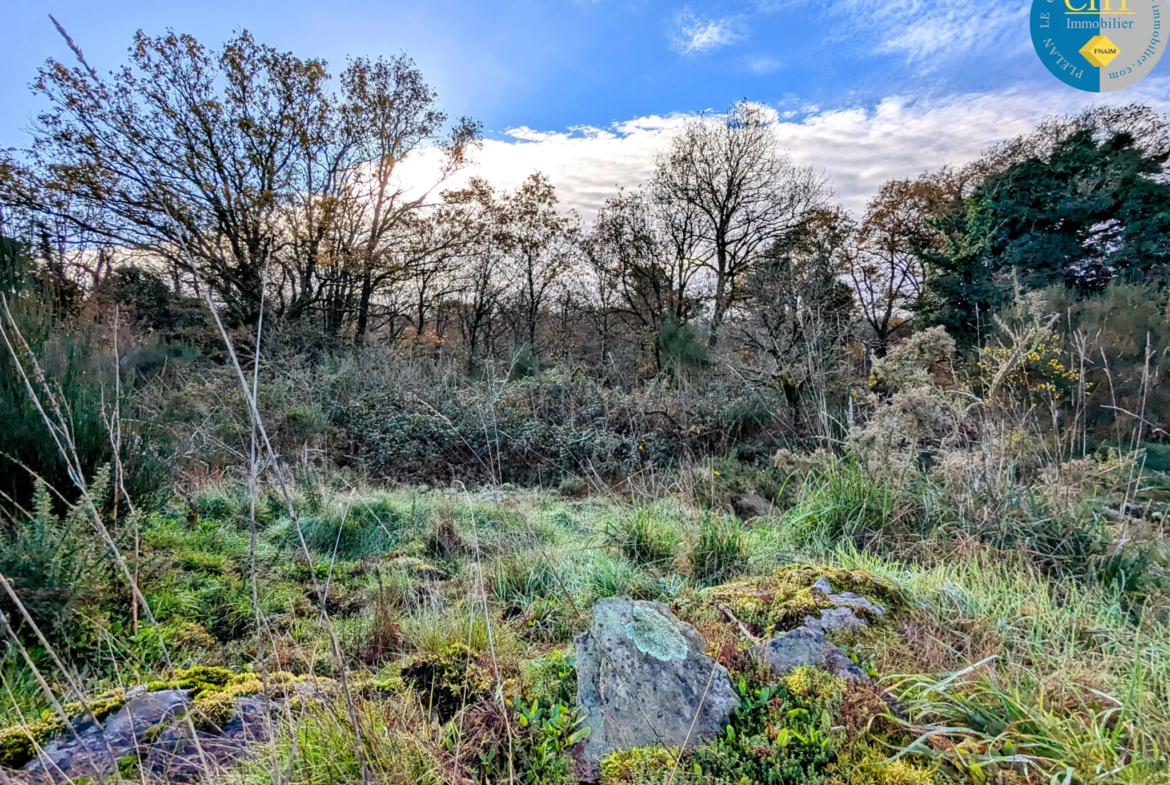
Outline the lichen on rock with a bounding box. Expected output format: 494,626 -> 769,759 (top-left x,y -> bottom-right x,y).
575,597 -> 738,778
624,605 -> 688,662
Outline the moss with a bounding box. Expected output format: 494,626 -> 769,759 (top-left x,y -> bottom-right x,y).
169,621 -> 217,650
0,717 -> 65,769
833,740 -> 938,785
0,726 -> 39,770
261,670 -> 304,693
140,723 -> 167,745
62,689 -> 125,723
784,666 -> 846,702
599,745 -> 680,785
117,752 -> 142,778
172,665 -> 234,698
190,691 -> 237,732
694,564 -> 904,640
351,672 -> 406,698
401,642 -> 497,722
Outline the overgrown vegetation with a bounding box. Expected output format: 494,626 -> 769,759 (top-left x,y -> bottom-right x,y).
1,23 -> 1169,785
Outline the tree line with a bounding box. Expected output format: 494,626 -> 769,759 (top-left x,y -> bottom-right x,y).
3,29 -> 1170,393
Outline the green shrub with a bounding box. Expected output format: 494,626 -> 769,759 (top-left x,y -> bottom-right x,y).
689,457 -> 790,515
0,475 -> 113,652
492,698 -> 588,785
523,649 -> 578,707
0,250 -> 173,514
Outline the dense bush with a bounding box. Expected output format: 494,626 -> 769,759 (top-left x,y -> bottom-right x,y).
0,476 -> 114,653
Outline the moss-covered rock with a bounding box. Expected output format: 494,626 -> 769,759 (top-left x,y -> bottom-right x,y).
174,665 -> 234,698
190,690 -> 237,732
0,690 -> 128,770
0,721 -> 56,769
677,564 -> 904,661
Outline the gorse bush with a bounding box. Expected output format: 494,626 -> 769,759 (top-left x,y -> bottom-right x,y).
0,475 -> 113,652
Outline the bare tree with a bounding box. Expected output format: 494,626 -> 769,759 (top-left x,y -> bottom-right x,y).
498,173 -> 578,360
651,101 -> 829,344
585,188 -> 703,373
28,31 -> 478,334
850,176 -> 941,354
448,180 -> 509,374
738,208 -> 855,433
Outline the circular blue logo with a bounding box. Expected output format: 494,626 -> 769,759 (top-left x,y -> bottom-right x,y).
1031,0 -> 1168,91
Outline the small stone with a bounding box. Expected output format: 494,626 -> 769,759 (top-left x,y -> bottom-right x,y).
415,484 -> 431,495
751,626 -> 868,683
810,577 -> 885,617
803,606 -> 867,634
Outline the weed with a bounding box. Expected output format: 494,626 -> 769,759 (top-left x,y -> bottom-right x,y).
603,508 -> 681,569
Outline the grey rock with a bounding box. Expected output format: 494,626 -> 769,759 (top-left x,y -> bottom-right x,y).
731,491 -> 772,520
811,577 -> 833,595
803,606 -> 867,634
810,577 -> 885,617
145,696 -> 272,783
751,626 -> 868,683
575,597 -> 738,779
827,592 -> 885,617
22,689 -> 191,782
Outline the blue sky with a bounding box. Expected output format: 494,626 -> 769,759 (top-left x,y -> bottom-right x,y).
3,0 -> 1168,215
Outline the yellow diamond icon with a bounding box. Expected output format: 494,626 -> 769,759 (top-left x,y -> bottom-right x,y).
1080,35 -> 1120,68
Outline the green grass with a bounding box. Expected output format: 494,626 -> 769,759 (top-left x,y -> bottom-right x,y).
1,473 -> 1168,785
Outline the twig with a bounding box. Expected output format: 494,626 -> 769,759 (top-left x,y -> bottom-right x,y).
718,603 -> 761,644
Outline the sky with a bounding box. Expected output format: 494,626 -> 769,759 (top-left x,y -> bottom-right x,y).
3,0 -> 1169,218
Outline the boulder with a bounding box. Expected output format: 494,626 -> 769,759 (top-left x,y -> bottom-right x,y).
750,626 -> 868,683
21,689 -> 191,783
575,597 -> 738,779
145,696 -> 272,783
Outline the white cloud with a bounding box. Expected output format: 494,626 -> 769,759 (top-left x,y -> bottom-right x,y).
745,55 -> 782,74
760,0 -> 1030,63
398,78 -> 1170,220
670,9 -> 745,54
